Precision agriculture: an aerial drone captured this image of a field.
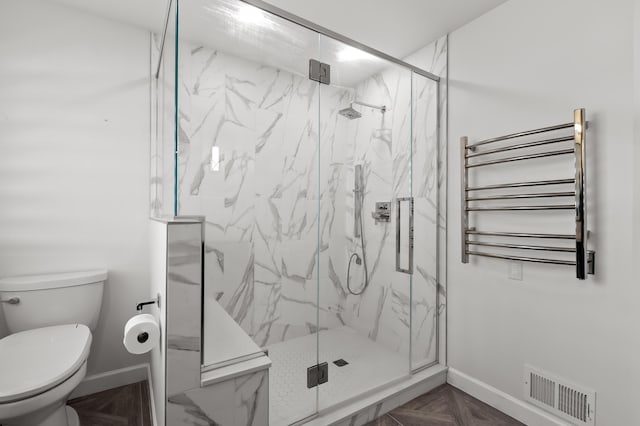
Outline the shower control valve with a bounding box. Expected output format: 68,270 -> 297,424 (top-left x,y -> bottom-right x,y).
372,202 -> 391,224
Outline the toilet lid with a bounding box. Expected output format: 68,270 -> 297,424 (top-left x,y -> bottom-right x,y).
0,324 -> 91,403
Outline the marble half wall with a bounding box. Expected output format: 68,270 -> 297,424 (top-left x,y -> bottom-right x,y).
167,370 -> 268,426
161,218 -> 269,426
166,220 -> 203,400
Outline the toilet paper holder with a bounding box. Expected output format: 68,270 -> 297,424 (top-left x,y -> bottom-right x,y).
136,294 -> 160,312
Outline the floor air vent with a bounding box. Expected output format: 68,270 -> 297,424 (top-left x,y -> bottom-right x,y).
524,365 -> 595,425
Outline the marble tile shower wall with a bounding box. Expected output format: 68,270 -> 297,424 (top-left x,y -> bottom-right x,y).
173,40 -> 352,348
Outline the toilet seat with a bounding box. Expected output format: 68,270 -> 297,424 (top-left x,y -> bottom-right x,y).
0,324 -> 91,404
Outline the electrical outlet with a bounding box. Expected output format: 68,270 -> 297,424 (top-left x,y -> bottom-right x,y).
508,261 -> 523,281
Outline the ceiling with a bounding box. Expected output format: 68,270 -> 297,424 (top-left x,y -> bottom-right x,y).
50,0 -> 506,59
261,0 -> 506,59
50,0 -> 506,86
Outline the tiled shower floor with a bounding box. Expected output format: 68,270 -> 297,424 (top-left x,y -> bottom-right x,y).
267,326 -> 408,426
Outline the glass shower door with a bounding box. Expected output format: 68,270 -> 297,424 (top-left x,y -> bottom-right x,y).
175,1 -> 324,424
316,34 -> 414,411
410,72 -> 440,370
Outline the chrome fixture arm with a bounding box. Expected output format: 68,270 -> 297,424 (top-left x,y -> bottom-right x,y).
351,100 -> 387,113
461,108 -> 594,279
0,297 -> 20,305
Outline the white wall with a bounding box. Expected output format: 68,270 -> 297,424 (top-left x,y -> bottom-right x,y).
0,0 -> 151,376
448,1 -> 640,425
635,0 -> 640,260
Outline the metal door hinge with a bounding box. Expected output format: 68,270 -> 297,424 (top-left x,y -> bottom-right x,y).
309,59 -> 330,85
307,362 -> 328,388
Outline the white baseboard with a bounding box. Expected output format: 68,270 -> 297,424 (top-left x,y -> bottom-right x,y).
70,363 -> 150,399
447,368 -> 570,426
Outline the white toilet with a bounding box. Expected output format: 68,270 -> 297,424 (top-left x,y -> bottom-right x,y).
0,270 -> 106,426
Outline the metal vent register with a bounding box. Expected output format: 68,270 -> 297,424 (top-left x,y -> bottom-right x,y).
524,365 -> 595,425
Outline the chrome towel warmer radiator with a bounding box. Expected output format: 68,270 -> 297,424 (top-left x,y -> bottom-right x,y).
461,108 -> 595,280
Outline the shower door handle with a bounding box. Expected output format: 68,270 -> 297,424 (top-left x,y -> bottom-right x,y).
396,197 -> 414,274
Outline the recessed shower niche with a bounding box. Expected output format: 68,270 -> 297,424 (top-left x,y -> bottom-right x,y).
150,0 -> 446,424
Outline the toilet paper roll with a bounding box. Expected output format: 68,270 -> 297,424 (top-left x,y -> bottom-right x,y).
123,313 -> 159,355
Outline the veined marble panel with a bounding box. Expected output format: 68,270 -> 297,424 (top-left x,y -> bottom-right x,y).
167,369 -> 268,426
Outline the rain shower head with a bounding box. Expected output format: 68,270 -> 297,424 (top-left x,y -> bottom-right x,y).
338,100 -> 386,120
339,106 -> 362,120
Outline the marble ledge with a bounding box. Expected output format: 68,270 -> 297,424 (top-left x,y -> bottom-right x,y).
150,215 -> 206,224
201,354 -> 271,387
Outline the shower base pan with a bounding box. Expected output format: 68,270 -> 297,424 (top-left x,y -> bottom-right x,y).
266,325 -> 446,426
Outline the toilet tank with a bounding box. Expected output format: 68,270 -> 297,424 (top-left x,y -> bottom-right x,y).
0,270 -> 107,334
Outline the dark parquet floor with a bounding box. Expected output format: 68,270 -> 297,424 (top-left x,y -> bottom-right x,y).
365,384 -> 524,426
66,381 -> 521,426
68,380 -> 152,426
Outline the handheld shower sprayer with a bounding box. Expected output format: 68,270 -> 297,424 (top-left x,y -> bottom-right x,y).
347,164 -> 369,295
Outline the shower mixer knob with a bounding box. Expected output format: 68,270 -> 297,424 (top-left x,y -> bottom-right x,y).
372,201 -> 391,223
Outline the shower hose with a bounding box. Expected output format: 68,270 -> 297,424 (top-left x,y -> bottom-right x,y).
346,194 -> 369,295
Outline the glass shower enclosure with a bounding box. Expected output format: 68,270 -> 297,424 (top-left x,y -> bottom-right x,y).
151,0 -> 441,424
